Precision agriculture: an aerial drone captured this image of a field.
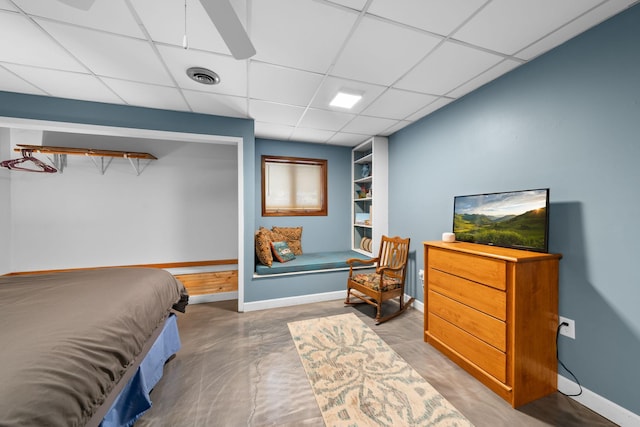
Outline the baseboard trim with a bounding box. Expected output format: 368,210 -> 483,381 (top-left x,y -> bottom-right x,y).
242,290 -> 345,312
558,375 -> 640,426
188,291 -> 238,304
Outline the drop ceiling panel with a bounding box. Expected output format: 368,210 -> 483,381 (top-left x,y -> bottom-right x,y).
183,90 -> 247,117
332,15 -> 443,86
517,0 -> 638,60
252,0 -> 359,73
407,97 -> 454,121
157,45 -> 246,97
362,89 -> 438,120
2,64 -> 122,103
254,122 -> 295,141
327,131 -> 371,146
102,78 -> 191,111
367,0 -> 486,36
341,115 -> 398,135
0,1 -> 17,11
328,0 -> 369,11
290,127 -> 336,143
298,108 -> 356,131
453,0 -> 604,56
37,20 -> 173,85
13,0 -> 145,38
310,76 -> 386,114
0,66 -> 45,95
249,100 -> 306,127
380,120 -> 412,136
397,41 -> 504,95
0,12 -> 85,72
447,59 -> 521,98
249,62 -> 324,107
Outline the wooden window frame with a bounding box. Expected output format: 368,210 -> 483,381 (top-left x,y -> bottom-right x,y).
261,155 -> 328,217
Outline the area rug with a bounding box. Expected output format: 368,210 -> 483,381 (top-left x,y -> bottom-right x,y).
288,313 -> 474,427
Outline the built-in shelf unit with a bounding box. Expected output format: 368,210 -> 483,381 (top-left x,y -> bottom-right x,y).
351,136 -> 388,256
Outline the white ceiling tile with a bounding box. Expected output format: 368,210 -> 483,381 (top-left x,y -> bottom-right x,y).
341,115 -> 398,135
326,0 -> 369,11
380,120 -> 412,136
396,41 -> 504,95
327,132 -> 371,146
252,0 -> 358,73
157,45 -> 246,97
298,108 -> 356,131
0,13 -> 85,72
183,90 -> 247,117
290,127 -> 335,144
311,76 -> 386,114
0,1 -> 17,11
516,0 -> 638,60
249,100 -> 305,127
37,20 -> 173,85
447,59 -> 521,98
368,0 -> 486,36
362,88 -> 438,120
254,122 -> 295,141
0,65 -> 46,95
101,78 -> 191,111
249,62 -> 324,106
331,15 -> 443,86
3,64 -> 123,104
13,0 -> 145,38
453,0 -> 603,55
406,97 -> 454,121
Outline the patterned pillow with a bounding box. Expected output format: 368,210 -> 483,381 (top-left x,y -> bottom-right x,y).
271,226 -> 303,255
271,241 -> 296,263
255,227 -> 273,267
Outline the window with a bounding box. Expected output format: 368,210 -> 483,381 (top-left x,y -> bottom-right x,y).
261,155 -> 327,216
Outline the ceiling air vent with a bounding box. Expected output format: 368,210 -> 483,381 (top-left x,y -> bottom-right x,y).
186,67 -> 220,85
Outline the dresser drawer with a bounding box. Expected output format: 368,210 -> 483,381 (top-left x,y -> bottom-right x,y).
428,268 -> 506,320
428,247 -> 506,290
428,290 -> 506,351
429,313 -> 507,383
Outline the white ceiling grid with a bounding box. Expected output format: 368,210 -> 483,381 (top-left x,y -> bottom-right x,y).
0,0 -> 637,146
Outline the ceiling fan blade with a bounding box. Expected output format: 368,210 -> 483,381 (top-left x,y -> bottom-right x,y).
199,0 -> 256,60
57,0 -> 97,10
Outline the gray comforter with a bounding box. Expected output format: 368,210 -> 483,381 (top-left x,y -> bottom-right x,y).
0,268 -> 188,427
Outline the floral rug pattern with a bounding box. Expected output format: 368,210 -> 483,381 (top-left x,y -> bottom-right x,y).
288,313 -> 473,427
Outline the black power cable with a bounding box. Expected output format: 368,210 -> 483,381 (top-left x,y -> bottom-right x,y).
556,322 -> 583,397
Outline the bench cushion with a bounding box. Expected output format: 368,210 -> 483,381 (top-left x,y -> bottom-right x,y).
255,251 -> 368,276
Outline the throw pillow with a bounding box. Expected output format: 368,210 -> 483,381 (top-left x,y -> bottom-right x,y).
271,241 -> 296,263
271,226 -> 303,255
255,227 -> 273,267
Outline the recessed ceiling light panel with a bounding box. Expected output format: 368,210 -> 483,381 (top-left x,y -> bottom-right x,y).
186,67 -> 221,85
330,91 -> 362,109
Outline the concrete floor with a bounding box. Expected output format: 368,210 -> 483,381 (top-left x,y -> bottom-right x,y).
136,299 -> 614,427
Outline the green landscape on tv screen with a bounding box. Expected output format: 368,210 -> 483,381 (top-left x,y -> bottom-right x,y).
453,188 -> 549,252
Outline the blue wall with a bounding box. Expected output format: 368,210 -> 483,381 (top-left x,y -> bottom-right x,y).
389,5 -> 640,415
246,138 -> 352,302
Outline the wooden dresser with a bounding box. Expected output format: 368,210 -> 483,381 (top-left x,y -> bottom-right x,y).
423,241 -> 561,407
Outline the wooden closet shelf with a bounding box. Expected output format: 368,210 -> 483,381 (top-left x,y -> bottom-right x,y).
15,144 -> 157,160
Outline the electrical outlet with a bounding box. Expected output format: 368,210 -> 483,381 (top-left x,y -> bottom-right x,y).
559,316 -> 575,339
418,269 -> 424,281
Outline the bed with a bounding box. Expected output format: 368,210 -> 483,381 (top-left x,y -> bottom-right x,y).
0,267 -> 188,427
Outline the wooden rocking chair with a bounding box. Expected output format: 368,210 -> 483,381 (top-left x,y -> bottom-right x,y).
345,235 -> 414,324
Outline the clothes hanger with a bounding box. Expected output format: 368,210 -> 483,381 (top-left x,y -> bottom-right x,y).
0,149 -> 57,173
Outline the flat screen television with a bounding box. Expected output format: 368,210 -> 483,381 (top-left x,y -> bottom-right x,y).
453,188 -> 549,253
